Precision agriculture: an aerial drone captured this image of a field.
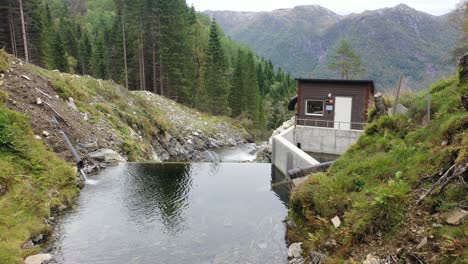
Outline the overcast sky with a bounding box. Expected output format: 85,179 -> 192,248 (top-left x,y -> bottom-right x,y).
186,0 -> 460,15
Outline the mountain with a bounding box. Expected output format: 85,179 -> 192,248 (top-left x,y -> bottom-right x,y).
205,4 -> 462,90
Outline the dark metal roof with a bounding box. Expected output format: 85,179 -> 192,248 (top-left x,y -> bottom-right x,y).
295,78 -> 374,86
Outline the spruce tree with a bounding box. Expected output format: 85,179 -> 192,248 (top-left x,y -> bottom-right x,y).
205,19 -> 229,115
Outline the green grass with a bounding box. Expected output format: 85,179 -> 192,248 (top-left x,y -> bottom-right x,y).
0,105 -> 78,264
289,76 -> 468,262
0,49 -> 10,73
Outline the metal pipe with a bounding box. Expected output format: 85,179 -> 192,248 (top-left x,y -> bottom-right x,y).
288,161 -> 334,178
59,130 -> 84,168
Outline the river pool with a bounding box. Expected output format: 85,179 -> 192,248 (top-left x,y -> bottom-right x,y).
51,163 -> 290,264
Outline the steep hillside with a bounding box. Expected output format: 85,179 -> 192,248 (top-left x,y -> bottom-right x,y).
0,51 -> 250,165
286,60 -> 468,263
206,4 -> 462,90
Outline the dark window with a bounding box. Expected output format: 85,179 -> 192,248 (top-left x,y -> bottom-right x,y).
305,100 -> 324,116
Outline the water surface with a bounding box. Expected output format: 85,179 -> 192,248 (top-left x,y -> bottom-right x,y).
53,163 -> 289,264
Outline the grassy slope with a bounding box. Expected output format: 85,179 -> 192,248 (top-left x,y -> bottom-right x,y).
0,106 -> 78,263
289,76 -> 467,263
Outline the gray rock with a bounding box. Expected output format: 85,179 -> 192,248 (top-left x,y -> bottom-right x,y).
445,209 -> 468,225
22,240 -> 34,249
34,135 -> 42,140
286,219 -> 297,229
24,254 -> 53,264
32,234 -> 44,244
36,98 -> 42,105
42,131 -> 50,137
0,185 -> 6,196
416,236 -> 428,249
362,254 -> 380,264
309,251 -> 328,264
289,257 -> 305,264
88,149 -> 126,163
76,142 -> 98,153
67,97 -> 78,111
331,216 -> 341,228
288,242 -> 303,259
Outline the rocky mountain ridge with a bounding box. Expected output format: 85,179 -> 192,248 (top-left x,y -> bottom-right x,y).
205,4 -> 462,90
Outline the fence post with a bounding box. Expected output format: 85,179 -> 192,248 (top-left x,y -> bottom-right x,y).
427,85 -> 431,123
393,75 -> 404,115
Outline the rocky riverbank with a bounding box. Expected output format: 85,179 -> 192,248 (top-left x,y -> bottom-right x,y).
1,54 -> 252,171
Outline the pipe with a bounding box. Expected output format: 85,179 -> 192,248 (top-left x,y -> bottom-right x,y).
288,161 -> 334,178
288,95 -> 298,111
59,130 -> 84,168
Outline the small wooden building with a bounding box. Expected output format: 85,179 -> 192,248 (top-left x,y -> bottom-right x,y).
290,79 -> 375,130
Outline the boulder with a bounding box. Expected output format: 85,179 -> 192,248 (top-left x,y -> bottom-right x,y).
42,131 -> 50,137
24,254 -> 53,264
88,149 -> 126,163
445,209 -> 468,225
288,242 -> 303,259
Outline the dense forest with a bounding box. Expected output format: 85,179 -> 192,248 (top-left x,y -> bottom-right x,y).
0,0 -> 297,134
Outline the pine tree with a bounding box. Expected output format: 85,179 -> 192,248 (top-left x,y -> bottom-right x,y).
78,31 -> 92,75
328,39 -> 365,80
205,19 -> 229,115
229,49 -> 245,117
49,27 -> 67,71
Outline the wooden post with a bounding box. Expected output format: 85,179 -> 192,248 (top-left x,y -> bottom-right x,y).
18,0 -> 29,63
393,75 -> 403,115
427,85 -> 431,122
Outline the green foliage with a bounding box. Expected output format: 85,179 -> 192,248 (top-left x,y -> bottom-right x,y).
328,39 -> 365,80
0,106 -> 78,264
0,90 -> 8,105
289,76 -> 468,260
0,49 -> 10,73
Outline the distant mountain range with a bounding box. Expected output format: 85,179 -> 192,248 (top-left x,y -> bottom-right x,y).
205,4 -> 463,90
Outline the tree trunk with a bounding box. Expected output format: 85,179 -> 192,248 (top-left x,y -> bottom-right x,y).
138,16 -> 146,91
8,5 -> 18,57
18,0 -> 29,63
122,7 -> 129,90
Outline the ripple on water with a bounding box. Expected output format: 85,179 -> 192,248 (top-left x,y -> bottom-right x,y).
53,163 -> 290,264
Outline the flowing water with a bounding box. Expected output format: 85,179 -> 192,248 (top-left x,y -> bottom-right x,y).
52,163 -> 290,264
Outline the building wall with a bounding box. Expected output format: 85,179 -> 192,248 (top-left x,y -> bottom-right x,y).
297,81 -> 373,129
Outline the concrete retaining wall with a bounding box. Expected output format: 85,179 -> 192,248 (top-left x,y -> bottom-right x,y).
272,127 -> 320,175
271,125 -> 364,175
294,126 -> 363,155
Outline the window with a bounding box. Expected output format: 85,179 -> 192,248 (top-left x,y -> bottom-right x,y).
305,100 -> 324,116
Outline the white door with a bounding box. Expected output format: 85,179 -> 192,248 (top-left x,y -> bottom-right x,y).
334,97 -> 352,130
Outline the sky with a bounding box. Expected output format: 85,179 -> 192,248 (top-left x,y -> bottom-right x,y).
186,0 -> 461,16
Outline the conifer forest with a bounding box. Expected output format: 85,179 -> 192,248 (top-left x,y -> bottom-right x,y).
0,0 -> 297,134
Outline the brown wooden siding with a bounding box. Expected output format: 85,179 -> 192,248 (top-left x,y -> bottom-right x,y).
297,81 -> 372,130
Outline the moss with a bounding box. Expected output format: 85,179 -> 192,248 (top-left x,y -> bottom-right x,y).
0,106 -> 78,264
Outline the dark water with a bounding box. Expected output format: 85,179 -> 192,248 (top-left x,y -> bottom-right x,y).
306,152 -> 339,163
53,163 -> 289,264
